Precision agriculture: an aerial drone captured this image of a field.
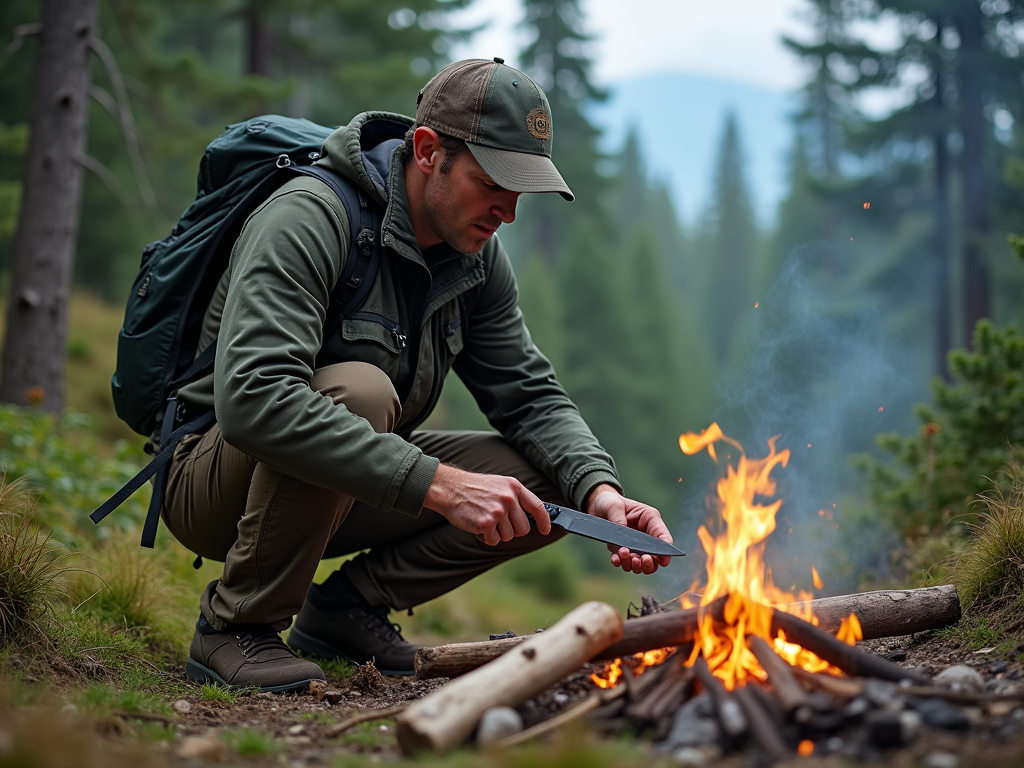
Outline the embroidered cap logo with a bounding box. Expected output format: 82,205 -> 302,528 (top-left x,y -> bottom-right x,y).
526,108 -> 551,140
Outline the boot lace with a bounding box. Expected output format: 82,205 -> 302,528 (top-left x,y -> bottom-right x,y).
360,605 -> 404,643
234,626 -> 294,659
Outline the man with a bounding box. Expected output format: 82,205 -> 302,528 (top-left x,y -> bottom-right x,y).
161,58 -> 674,692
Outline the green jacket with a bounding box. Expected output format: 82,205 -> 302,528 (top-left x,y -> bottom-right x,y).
179,111 -> 619,517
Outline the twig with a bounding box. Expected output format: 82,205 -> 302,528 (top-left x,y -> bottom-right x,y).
495,686 -> 627,748
898,686 -> 1024,705
324,704 -> 407,738
88,37 -> 160,221
75,153 -> 137,211
1,23 -> 41,60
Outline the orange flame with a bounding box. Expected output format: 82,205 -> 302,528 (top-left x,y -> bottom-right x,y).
678,424 -> 862,689
591,647 -> 674,688
591,424 -> 863,691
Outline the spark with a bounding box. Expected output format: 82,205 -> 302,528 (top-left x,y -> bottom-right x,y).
863,202 -> 871,210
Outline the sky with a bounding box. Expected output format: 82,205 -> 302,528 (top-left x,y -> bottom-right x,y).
448,0 -> 812,225
450,0 -> 810,93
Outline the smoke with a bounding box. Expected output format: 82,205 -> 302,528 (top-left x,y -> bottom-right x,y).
659,241 -> 931,599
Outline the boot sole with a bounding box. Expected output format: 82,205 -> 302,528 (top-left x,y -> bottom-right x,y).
287,626 -> 414,677
185,657 -> 321,693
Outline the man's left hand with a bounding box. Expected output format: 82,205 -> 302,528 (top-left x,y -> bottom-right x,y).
585,483 -> 674,574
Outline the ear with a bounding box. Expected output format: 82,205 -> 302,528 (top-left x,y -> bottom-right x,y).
412,126 -> 442,176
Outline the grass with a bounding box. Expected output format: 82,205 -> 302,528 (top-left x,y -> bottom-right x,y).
200,681 -> 236,702
223,726 -> 280,756
0,477 -> 70,646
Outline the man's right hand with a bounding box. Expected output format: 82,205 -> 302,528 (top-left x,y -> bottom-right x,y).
424,464 -> 552,545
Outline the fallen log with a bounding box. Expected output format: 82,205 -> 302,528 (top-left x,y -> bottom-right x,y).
415,597 -> 726,679
416,586 -> 960,679
395,601 -> 623,755
780,584 -> 960,639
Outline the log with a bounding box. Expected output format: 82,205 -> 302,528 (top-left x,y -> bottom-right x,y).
770,610 -> 931,685
625,653 -> 693,725
395,601 -> 623,754
780,584 -> 961,639
415,597 -> 725,679
415,587 -> 959,679
747,635 -> 812,722
733,685 -> 791,764
692,656 -> 747,737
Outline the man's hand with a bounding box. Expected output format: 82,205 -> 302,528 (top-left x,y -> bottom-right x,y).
424,464 -> 552,545
586,483 -> 674,574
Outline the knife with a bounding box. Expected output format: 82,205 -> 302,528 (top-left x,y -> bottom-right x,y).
538,503 -> 684,558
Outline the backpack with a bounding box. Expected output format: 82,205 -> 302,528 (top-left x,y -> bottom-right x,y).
92,115 -> 387,548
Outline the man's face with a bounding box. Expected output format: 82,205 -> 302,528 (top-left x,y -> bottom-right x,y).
421,149 -> 521,254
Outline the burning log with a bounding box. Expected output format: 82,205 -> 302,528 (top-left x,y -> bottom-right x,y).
770,609 -> 930,685
747,635 -> 812,722
415,586 -> 958,679
780,585 -> 960,639
624,653 -> 694,725
395,601 -> 623,755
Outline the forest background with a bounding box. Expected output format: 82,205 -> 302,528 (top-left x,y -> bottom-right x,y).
3,0 -> 1024,608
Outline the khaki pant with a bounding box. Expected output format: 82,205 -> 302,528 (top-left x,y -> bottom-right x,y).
162,362 -> 568,630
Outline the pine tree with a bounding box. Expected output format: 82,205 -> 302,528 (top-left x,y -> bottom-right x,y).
703,112 -> 758,366
514,0 -> 607,264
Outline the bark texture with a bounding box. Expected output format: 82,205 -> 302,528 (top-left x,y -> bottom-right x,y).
0,0 -> 97,411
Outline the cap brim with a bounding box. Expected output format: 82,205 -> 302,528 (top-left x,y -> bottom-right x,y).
467,143 -> 574,201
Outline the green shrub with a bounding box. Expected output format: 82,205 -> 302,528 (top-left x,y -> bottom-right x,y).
856,319 -> 1024,539
0,405 -> 148,544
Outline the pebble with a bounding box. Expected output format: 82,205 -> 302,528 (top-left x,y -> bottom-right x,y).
287,724 -> 305,735
934,665 -> 985,694
323,690 -> 346,705
176,735 -> 228,762
664,694 -> 721,750
915,699 -> 970,731
476,706 -> 524,746
885,649 -> 908,662
989,660 -> 1010,675
671,747 -> 709,766
173,699 -> 193,715
923,751 -> 960,768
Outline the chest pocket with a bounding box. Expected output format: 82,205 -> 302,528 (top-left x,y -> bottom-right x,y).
341,313 -> 408,355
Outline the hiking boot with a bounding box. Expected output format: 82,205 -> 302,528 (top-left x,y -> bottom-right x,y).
186,613 -> 326,693
288,571 -> 418,676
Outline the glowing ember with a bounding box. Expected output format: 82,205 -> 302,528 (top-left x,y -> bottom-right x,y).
677,423 -> 862,690
591,648 -> 674,688
798,739 -> 815,756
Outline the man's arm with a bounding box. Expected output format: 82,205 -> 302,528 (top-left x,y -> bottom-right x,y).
449,239 -> 674,572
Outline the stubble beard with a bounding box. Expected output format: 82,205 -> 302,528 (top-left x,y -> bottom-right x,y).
423,171 -> 500,255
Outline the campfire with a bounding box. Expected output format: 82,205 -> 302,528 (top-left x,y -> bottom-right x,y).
380,426 -> 1000,761
592,423 -> 863,694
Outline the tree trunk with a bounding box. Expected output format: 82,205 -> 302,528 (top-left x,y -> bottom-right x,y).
246,2 -> 273,77
956,6 -> 990,346
0,0 -> 97,412
933,16 -> 952,379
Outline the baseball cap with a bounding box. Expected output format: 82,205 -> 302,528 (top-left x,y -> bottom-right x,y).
415,58 -> 574,202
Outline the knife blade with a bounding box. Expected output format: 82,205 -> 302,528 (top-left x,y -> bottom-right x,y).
540,503 -> 684,558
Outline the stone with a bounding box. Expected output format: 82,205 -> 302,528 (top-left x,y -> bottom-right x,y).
915,699 -> 970,731
173,699 -> 193,715
923,751 -> 960,768
671,747 -> 709,766
176,735 -> 228,762
868,713 -> 903,748
899,710 -> 921,742
476,706 -> 524,747
934,665 -> 985,694
885,649 -> 908,662
864,680 -> 899,708
989,660 -> 1009,675
322,690 -> 346,705
842,697 -> 869,720
287,724 -> 305,735
664,695 -> 721,750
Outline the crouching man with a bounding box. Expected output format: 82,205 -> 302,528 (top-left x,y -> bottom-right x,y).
161,58 -> 674,691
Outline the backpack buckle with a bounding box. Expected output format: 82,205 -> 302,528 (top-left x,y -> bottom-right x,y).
356,228 -> 375,257
275,153 -> 292,168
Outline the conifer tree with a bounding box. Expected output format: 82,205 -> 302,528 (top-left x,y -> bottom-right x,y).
704,113 -> 758,366
515,0 -> 607,263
